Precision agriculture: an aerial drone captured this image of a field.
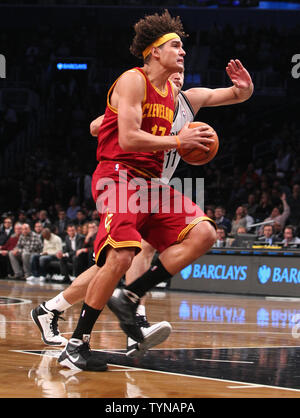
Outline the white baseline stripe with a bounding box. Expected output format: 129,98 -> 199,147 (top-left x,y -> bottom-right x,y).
227,385 -> 264,389
195,358 -> 253,364
104,363 -> 300,393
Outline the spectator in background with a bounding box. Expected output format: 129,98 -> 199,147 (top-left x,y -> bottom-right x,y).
38,210 -> 52,228
287,184 -> 300,226
66,196 -> 81,221
281,225 -> 300,248
34,221 -> 43,238
273,221 -> 284,242
54,223 -> 85,283
242,204 -> 254,231
27,209 -> 39,229
275,146 -> 291,179
29,227 -> 63,281
258,193 -> 290,235
213,226 -> 231,248
0,217 -> 14,246
254,191 -> 273,222
246,193 -> 258,219
17,210 -> 28,225
240,162 -> 260,187
76,221 -> 98,270
8,223 -> 42,280
205,206 -> 215,222
55,209 -> 69,239
0,223 -> 22,278
230,206 -> 248,236
230,226 -> 249,247
90,209 -> 100,222
257,224 -> 276,245
74,209 -> 87,227
214,206 -> 232,234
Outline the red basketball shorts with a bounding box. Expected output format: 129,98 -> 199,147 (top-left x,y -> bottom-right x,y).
91,161 -> 214,266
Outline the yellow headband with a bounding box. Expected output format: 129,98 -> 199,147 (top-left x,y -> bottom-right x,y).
142,33 -> 180,60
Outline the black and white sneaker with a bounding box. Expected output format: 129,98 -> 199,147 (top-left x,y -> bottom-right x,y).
127,314 -> 149,353
107,288 -> 144,343
31,302 -> 68,346
58,336 -> 107,372
126,316 -> 172,358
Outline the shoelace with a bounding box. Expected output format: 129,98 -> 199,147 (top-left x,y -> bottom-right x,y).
49,311 -> 65,336
136,315 -> 150,328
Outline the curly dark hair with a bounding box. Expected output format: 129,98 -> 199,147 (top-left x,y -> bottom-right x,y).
130,9 -> 188,60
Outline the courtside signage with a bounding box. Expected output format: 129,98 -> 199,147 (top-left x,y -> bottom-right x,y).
257,264 -> 300,285
170,254 -> 300,297
180,263 -> 248,281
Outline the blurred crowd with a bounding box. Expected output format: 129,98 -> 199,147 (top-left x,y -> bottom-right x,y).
0,205 -> 99,282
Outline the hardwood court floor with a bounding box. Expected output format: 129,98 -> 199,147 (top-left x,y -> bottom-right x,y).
1,278 -> 300,398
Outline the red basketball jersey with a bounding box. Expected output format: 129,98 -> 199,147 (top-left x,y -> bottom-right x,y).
96,67 -> 175,178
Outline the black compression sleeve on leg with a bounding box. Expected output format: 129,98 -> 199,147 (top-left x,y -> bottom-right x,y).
125,258 -> 173,298
72,303 -> 102,340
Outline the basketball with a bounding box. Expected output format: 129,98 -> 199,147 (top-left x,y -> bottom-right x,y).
178,121 -> 219,166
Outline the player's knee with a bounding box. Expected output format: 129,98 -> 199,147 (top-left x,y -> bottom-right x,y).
140,240 -> 155,260
192,221 -> 216,252
107,248 -> 135,276
202,221 -> 217,246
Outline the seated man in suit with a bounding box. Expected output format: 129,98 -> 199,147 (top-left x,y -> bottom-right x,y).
55,209 -> 69,239
54,224 -> 85,283
257,224 -> 276,245
0,217 -> 14,246
281,225 -> 300,248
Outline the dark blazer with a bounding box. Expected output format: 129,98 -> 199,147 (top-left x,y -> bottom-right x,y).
62,234 -> 85,258
0,227 -> 14,246
55,218 -> 69,238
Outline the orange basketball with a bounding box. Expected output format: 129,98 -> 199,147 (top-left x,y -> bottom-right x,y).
178,121 -> 219,166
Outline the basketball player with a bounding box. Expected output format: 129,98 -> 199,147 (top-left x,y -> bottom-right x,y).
123,58 -> 253,356
31,11 -> 253,371
90,60 -> 253,357
58,10 -> 219,372
31,64 -> 253,357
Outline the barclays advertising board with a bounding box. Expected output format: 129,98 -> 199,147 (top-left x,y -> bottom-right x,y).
170,254 -> 300,297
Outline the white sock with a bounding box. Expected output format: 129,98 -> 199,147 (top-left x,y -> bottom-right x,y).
45,292 -> 72,312
136,304 -> 146,317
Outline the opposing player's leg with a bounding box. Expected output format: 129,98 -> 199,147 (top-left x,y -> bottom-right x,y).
124,239 -> 171,357
113,220 -> 216,304
108,185 -> 216,355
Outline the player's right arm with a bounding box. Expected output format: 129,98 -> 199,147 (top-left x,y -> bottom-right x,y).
90,115 -> 104,137
114,70 -> 214,153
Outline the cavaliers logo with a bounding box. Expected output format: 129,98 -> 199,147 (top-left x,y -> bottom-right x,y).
105,210 -> 114,233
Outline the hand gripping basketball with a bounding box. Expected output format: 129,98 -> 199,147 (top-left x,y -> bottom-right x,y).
177,121 -> 219,166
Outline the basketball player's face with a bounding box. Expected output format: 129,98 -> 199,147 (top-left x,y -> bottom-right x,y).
159,38 -> 185,72
169,71 -> 184,90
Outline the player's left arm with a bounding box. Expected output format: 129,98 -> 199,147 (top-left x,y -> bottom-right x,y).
184,59 -> 254,114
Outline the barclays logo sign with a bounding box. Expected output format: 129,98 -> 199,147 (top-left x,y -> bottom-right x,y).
258,264 -> 300,284
180,263 -> 248,281
258,265 -> 272,284
181,265 -> 193,280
